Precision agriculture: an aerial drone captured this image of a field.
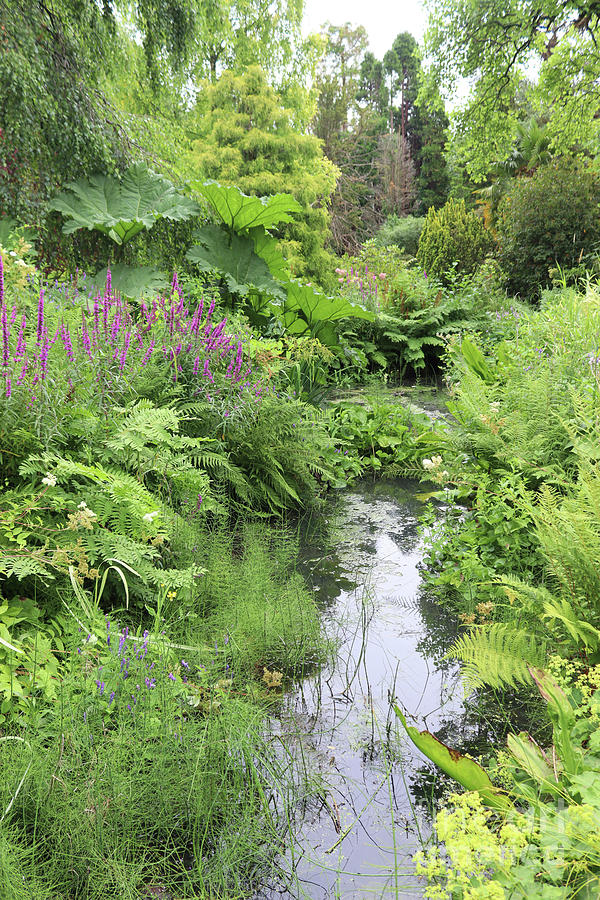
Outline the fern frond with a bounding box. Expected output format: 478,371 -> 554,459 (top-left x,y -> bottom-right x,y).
448,623 -> 546,690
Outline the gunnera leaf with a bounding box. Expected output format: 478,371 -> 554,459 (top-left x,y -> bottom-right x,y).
186,225 -> 284,298
89,264 -> 169,299
49,163 -> 201,244
190,180 -> 302,232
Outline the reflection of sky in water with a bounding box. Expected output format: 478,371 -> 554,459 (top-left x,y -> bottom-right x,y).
256,480 -> 466,900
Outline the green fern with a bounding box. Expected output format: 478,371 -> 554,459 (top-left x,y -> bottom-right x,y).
448,623 -> 547,690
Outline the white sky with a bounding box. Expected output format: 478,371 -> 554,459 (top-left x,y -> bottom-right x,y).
302,0 -> 427,59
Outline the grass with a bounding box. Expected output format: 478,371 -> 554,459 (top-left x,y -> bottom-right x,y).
0,522 -> 328,900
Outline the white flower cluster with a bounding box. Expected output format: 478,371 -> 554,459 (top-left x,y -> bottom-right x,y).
78,500 -> 97,519
41,472 -> 57,486
422,455 -> 443,471
142,510 -> 160,523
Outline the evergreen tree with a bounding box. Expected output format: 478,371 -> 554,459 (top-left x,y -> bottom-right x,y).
188,67 -> 338,288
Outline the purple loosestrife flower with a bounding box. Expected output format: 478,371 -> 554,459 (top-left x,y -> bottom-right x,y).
110,311 -> 121,344
232,342 -> 243,379
61,325 -> 74,362
141,339 -> 155,366
1,299 -> 9,370
118,331 -> 131,372
36,289 -> 45,343
4,373 -> 11,399
207,318 -> 227,351
16,358 -> 29,386
81,311 -> 92,359
202,358 -> 214,382
193,355 -> 200,376
15,314 -> 26,359
204,299 -> 215,329
0,252 -> 4,304
104,266 -> 112,303
190,299 -> 204,334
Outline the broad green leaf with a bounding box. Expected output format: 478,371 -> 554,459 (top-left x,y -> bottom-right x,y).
506,733 -> 562,796
89,264 -> 168,299
186,225 -> 284,298
461,336 -> 496,384
190,180 -> 302,232
282,281 -> 374,348
283,281 -> 374,329
49,163 -> 201,244
249,226 -> 290,280
394,703 -> 511,810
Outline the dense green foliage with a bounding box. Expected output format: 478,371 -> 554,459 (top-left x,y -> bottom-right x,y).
496,159 -> 600,297
188,67 -> 338,288
424,0 -> 600,179
373,215 -> 426,255
5,0 -> 600,895
417,198 -> 494,284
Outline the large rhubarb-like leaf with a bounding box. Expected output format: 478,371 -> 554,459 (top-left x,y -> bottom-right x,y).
89,264 -> 168,299
394,703 -> 511,811
49,163 -> 201,244
186,225 -> 284,298
249,226 -> 290,281
281,281 -> 374,347
190,181 -> 302,232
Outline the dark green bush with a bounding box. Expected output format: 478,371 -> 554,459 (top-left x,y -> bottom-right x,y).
416,198 -> 494,284
374,215 -> 425,256
496,159 -> 600,299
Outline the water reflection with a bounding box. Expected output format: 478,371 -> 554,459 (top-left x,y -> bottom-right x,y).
257,479 -> 490,899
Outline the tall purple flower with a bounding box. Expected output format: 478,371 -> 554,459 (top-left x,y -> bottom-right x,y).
190,299 -> 204,335
104,266 -> 112,303
16,358 -> 29,386
118,331 -> 131,372
61,325 -> 74,362
110,311 -> 121,344
15,314 -> 27,359
141,338 -> 155,366
92,294 -> 100,345
36,289 -> 45,343
38,334 -> 49,379
1,298 -> 9,370
0,252 -> 4,306
81,310 -> 92,359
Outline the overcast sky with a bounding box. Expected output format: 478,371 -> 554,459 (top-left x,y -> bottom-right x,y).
302,0 -> 427,59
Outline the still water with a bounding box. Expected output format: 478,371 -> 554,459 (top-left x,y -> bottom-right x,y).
257,479 -> 470,899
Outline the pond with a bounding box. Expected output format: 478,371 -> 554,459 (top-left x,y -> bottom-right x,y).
256,477 -> 470,899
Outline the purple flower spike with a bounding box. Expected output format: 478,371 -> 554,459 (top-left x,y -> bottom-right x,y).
36,289 -> 45,343
1,298 -> 9,370
0,252 -> 4,305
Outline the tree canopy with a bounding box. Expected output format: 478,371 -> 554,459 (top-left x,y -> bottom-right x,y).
424,0 -> 600,178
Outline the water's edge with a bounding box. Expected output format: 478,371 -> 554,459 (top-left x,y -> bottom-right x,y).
257,478 -> 466,899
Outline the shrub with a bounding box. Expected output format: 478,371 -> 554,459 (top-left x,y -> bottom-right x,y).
373,214 -> 425,256
416,198 -> 494,284
496,159 -> 600,299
